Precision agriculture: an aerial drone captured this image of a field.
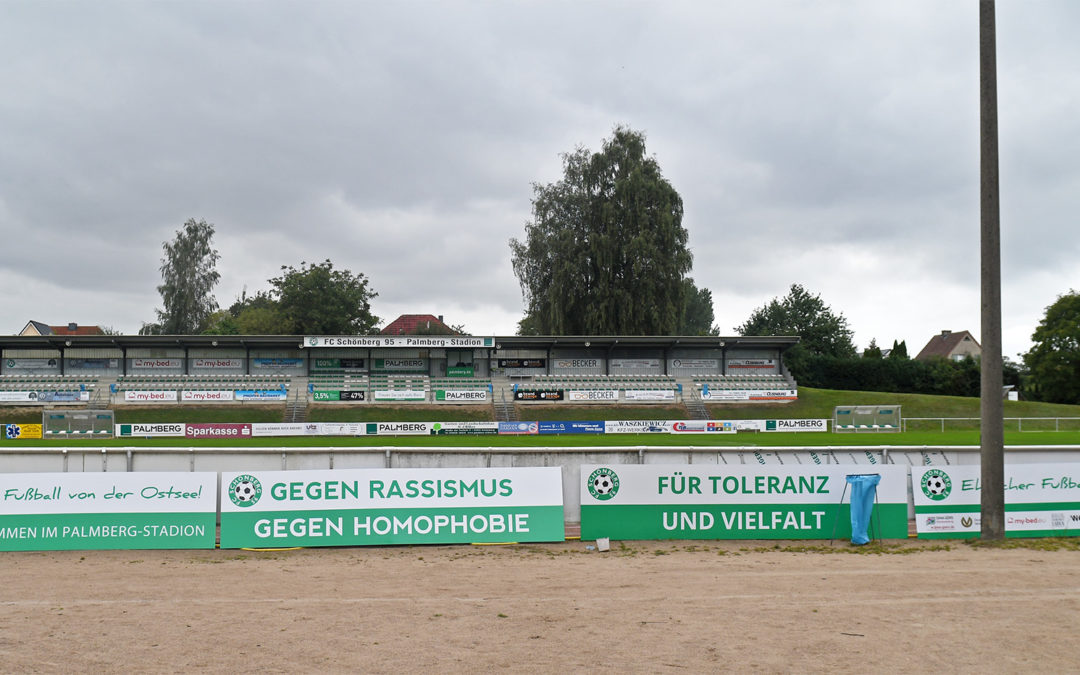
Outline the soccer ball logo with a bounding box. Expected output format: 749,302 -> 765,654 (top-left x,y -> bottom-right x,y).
920,469 -> 952,501
229,475 -> 262,507
587,467 -> 620,501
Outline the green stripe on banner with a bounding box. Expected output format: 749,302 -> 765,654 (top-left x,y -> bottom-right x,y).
0,513 -> 216,551
916,501 -> 1080,515
581,503 -> 909,540
220,505 -> 565,548
918,529 -> 1078,540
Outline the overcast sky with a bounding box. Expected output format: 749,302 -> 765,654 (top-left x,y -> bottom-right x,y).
1,1 -> 1076,359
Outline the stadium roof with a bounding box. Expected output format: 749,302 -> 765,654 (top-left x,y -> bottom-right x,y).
0,334 -> 799,352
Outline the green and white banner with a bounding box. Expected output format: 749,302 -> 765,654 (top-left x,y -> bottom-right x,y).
435,389 -> 488,402
912,464 -> 1080,539
580,464 -> 908,541
0,472 -> 216,551
219,467 -> 565,548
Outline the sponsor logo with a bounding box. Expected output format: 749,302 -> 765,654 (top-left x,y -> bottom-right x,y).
498,422 -> 539,435
185,424 -> 252,439
961,516 -> 974,528
555,358 -> 599,369
920,469 -> 952,501
587,467 -> 620,501
498,358 -> 546,369
568,390 -> 617,401
437,390 -> 487,402
341,391 -> 366,401
514,390 -> 563,401
229,474 -> 262,507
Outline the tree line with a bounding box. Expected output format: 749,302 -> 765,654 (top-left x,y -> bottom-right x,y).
144,127 -> 1079,404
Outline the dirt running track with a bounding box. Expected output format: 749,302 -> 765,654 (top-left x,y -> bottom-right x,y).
1,540 -> 1078,673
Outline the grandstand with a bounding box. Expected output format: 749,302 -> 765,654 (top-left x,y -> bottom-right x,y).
0,333 -> 799,410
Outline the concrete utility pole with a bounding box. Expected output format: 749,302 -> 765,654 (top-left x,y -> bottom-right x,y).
979,0 -> 1005,539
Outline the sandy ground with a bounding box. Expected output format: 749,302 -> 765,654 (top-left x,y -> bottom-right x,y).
1,538 -> 1078,674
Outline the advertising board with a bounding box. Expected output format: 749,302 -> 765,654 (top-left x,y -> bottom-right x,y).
131,358 -> 183,369
185,423 -> 252,439
219,467 -> 564,548
435,390 -> 488,402
431,422 -> 499,436
0,472 -> 217,551
764,419 -> 829,432
5,424 -> 43,440
116,423 -> 185,438
580,464 -> 909,541
235,390 -> 288,401
374,390 -> 426,401
182,390 -> 234,402
191,358 -> 245,370
538,421 -> 605,435
498,422 -> 539,436
514,390 -> 563,401
624,390 -> 675,402
568,390 -> 617,402
912,464 -> 1080,539
124,390 -> 178,403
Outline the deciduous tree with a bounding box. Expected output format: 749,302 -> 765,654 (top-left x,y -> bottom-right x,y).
153,218 -> 221,334
510,127 -> 692,335
1023,291 -> 1080,403
269,260 -> 378,335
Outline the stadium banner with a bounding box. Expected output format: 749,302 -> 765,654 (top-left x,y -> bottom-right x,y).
553,358 -> 601,371
764,419 -> 829,433
306,336 -> 495,349
432,422 -> 499,436
514,389 -> 563,401
311,358 -> 367,371
568,390 -> 617,402
446,366 -> 474,377
4,358 -> 60,370
609,358 -> 661,370
365,422 -> 432,436
234,389 -> 288,401
185,423 -> 252,439
116,423 -> 186,438
341,391 -> 365,401
374,390 -> 426,401
190,358 -> 245,370
624,390 -> 675,402
130,358 -> 183,369
67,358 -> 119,370
320,423 -> 368,436
604,420 -> 674,434
219,466 -> 564,548
670,421 -> 736,435
313,391 -> 340,401
0,471 -> 217,551
0,391 -> 85,403
373,358 -> 427,371
701,390 -> 799,402
435,389 -> 488,402
251,358 -> 303,370
124,390 -> 178,403
580,464 -> 909,541
498,422 -> 539,436
5,424 -> 43,440
315,390 -> 366,402
752,390 -> 798,401
670,358 -> 717,370
251,423 -> 322,437
538,421 -> 605,435
182,390 -> 234,402
912,464 -> 1080,539
733,420 -> 766,432
497,358 -> 545,369
727,358 -> 778,370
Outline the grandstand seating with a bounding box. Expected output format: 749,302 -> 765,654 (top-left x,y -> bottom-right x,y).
691,374 -> 793,390
114,373 -> 291,392
533,373 -> 677,390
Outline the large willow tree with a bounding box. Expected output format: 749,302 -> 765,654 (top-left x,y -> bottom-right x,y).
511,127 -> 692,335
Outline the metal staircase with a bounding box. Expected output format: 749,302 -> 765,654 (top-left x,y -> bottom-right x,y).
490,375 -> 518,422
285,377 -> 309,423
680,379 -> 709,420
